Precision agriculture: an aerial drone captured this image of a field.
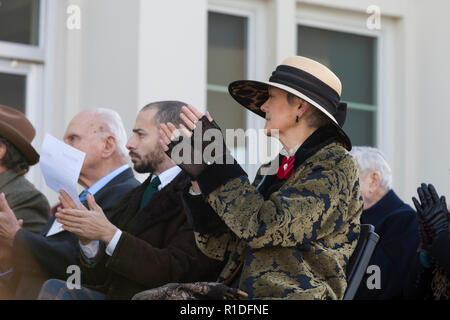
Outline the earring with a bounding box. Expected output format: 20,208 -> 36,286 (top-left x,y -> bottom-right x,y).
296,104 -> 302,123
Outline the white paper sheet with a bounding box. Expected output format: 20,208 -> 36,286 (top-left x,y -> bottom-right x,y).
39,134 -> 86,236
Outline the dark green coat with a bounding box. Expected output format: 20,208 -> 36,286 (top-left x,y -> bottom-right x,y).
0,170 -> 50,234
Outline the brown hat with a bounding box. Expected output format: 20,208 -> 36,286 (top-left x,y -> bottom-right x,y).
0,105 -> 39,165
228,56 -> 352,151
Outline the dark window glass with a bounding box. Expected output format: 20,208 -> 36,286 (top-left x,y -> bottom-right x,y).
208,12 -> 247,87
0,0 -> 40,46
343,109 -> 375,146
0,72 -> 26,113
207,90 -> 246,132
207,11 -> 251,170
298,25 -> 377,146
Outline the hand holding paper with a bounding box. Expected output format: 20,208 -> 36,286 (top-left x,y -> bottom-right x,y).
40,134 -> 86,206
40,134 -> 86,236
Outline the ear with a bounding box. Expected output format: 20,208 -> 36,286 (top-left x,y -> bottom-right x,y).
0,143 -> 6,161
102,135 -> 117,158
370,171 -> 381,191
298,100 -> 311,119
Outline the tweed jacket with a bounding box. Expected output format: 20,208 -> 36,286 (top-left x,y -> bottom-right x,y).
184,126 -> 363,300
0,170 -> 50,234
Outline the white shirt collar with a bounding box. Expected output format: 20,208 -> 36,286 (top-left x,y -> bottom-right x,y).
151,166 -> 182,190
87,164 -> 129,195
280,143 -> 302,158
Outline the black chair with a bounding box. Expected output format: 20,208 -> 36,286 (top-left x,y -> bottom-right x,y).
343,224 -> 379,300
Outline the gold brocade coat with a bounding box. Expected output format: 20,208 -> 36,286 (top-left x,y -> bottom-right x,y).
194,142 -> 363,300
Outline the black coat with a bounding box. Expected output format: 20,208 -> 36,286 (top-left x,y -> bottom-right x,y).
354,190 -> 419,300
11,168 -> 140,299
405,229 -> 450,300
78,172 -> 224,300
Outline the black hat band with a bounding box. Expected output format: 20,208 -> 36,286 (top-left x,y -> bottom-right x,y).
269,65 -> 341,115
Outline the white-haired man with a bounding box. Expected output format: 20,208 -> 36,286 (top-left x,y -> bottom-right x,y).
351,146 -> 419,300
0,109 -> 140,299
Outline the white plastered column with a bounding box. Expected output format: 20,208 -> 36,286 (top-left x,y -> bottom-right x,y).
137,0 -> 208,113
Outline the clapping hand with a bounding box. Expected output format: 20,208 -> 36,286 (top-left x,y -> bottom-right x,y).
412,183 -> 449,245
159,105 -> 214,154
56,190 -> 117,245
0,193 -> 22,241
159,105 -> 229,180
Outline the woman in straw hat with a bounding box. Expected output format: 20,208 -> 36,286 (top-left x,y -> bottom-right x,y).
137,56 -> 363,300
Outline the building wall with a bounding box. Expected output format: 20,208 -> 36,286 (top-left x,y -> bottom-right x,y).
412,0 -> 450,198
138,0 -> 208,111
35,0 -> 449,205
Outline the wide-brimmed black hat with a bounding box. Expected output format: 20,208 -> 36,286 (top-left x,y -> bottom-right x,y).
228,56 -> 352,151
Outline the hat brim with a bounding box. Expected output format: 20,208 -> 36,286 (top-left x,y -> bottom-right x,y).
229,80 -> 352,151
0,121 -> 39,165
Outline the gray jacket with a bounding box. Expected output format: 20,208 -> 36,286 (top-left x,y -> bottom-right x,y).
0,170 -> 50,234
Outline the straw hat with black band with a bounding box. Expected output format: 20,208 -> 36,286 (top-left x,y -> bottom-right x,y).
0,105 -> 39,165
228,56 -> 352,151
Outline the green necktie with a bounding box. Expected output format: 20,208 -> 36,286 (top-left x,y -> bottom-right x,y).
140,176 -> 161,209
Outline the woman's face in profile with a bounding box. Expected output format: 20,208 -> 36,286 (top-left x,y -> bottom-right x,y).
260,87 -> 298,137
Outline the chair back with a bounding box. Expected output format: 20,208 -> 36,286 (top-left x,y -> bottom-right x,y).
343,224 -> 379,300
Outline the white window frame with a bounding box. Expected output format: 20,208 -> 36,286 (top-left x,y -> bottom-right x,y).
207,0 -> 265,179
0,0 -> 48,188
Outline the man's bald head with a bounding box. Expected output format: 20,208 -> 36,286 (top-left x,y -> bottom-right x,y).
64,108 -> 128,188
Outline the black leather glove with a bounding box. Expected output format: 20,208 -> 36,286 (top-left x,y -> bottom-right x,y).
413,190 -> 432,251
165,116 -> 233,179
416,220 -> 431,252
412,183 -> 449,242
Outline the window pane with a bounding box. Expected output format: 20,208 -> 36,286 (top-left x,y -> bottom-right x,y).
0,0 -> 40,46
0,72 -> 26,113
207,90 -> 246,133
298,25 -> 376,105
298,25 -> 377,147
207,11 -> 248,136
343,109 -> 375,147
208,12 -> 247,86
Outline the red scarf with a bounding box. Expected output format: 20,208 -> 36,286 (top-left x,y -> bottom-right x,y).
277,156 -> 295,180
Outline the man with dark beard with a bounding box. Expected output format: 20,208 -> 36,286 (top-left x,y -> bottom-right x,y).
37,101 -> 223,300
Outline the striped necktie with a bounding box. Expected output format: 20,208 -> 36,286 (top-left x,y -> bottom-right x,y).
140,176 -> 161,209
